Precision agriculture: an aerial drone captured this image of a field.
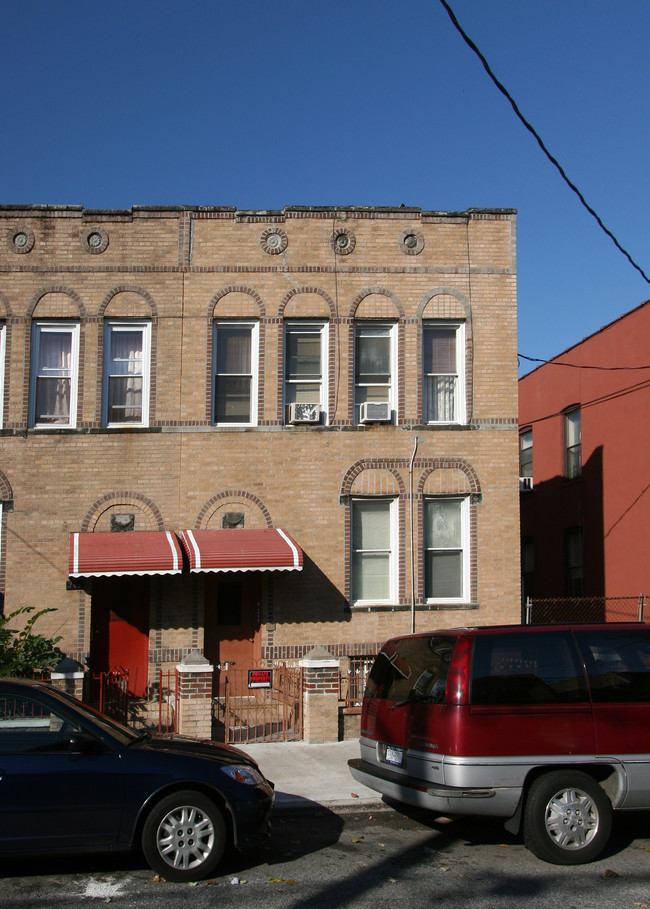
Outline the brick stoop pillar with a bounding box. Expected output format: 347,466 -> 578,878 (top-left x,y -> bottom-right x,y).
299,646 -> 340,743
50,657 -> 85,699
176,651 -> 214,740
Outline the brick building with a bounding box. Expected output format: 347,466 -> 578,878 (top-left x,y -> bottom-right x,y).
519,299 -> 650,618
0,204 -> 520,703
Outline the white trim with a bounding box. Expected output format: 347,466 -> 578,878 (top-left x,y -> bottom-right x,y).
276,527 -> 301,569
30,321 -> 80,429
354,321 -> 397,425
424,495 -> 470,604
213,320 -> 259,426
102,321 -> 151,428
351,497 -> 398,606
184,529 -> 202,571
284,320 -> 329,425
0,323 -> 6,428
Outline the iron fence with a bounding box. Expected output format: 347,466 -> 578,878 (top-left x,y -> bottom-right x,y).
340,655 -> 374,708
524,595 -> 647,626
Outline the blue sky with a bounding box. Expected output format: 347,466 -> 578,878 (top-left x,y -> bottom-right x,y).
1,0 -> 648,374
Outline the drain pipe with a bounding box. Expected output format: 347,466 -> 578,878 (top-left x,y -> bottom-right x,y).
409,433 -> 418,634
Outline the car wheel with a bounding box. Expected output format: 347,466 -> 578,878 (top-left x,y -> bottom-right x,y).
523,770 -> 612,865
142,790 -> 227,882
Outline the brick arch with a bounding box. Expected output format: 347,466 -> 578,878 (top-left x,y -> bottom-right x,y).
417,459 -> 481,497
99,286 -> 158,319
208,286 -> 266,319
0,290 -> 14,319
194,490 -> 273,530
348,287 -> 405,320
278,286 -> 337,320
340,460 -> 407,497
417,287 -> 471,321
28,286 -> 86,319
0,469 -> 14,502
80,491 -> 166,532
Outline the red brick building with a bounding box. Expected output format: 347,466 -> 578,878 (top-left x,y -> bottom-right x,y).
0,205 -> 520,700
519,299 -> 650,615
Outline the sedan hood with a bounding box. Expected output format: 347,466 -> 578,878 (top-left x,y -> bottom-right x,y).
134,733 -> 258,767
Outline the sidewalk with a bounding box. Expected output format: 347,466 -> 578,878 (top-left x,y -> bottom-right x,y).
240,739 -> 381,812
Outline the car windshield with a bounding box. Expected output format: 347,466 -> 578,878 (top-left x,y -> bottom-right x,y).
364,635 -> 457,703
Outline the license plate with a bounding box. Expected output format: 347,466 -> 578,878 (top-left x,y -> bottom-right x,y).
384,745 -> 404,766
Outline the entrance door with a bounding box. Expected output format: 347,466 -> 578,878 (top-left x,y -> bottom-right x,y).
204,575 -> 262,672
90,577 -> 150,697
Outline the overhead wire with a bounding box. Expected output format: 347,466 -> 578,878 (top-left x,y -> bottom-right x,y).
438,0 -> 650,285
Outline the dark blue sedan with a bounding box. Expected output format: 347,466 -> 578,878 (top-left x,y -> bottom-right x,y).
0,677 -> 274,881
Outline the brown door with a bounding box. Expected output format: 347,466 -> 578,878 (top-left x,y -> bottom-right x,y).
204,575 -> 262,672
90,577 -> 150,697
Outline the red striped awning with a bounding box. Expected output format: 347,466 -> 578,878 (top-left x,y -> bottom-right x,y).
180,528 -> 303,573
69,531 -> 183,578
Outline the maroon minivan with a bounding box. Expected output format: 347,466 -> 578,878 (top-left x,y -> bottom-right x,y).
348,623 -> 650,864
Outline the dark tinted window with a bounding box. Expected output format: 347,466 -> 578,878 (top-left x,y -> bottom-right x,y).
574,629 -> 650,703
0,692 -> 81,753
365,635 -> 457,703
471,632 -> 588,705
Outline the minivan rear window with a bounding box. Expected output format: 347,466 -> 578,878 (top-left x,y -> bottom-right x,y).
574,629 -> 650,702
364,635 -> 457,703
471,631 -> 588,705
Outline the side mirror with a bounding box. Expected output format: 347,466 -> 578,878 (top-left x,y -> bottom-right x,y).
68,732 -> 106,754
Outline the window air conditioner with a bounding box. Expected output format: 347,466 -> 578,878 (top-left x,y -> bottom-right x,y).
360,401 -> 391,423
288,403 -> 321,424
519,476 -> 534,492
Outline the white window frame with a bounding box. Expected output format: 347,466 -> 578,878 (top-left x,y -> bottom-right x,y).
284,321 -> 328,423
29,321 -> 80,429
519,429 -> 533,478
424,496 -> 470,604
564,408 -> 581,479
102,321 -> 151,428
0,323 -> 5,428
354,322 -> 397,424
423,321 -> 466,424
351,497 -> 398,605
212,321 -> 259,426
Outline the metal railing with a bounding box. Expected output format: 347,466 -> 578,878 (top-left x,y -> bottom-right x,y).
524,595 -> 647,625
340,656 -> 374,708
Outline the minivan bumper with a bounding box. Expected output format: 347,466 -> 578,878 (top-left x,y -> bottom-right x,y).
348,758 -> 521,817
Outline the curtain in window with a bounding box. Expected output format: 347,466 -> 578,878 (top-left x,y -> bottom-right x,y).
352,500 -> 391,601
424,328 -> 457,422
108,330 -> 143,423
215,327 -> 252,423
35,331 -> 71,423
425,499 -> 463,599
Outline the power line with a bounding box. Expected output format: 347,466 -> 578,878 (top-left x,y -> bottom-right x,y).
438,0 -> 650,285
519,354 -> 650,372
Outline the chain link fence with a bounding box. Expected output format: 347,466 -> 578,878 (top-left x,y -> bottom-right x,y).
524,595 -> 647,625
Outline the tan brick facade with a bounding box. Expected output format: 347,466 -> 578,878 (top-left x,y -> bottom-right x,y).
0,205 -> 520,692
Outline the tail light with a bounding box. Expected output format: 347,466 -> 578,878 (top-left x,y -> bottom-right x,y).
446,635 -> 472,705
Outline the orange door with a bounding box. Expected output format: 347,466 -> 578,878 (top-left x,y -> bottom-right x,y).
204,575 -> 262,672
90,577 -> 150,697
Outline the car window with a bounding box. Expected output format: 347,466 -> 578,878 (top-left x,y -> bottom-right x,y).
574,629 -> 650,703
364,635 -> 457,703
0,692 -> 81,753
471,631 -> 589,705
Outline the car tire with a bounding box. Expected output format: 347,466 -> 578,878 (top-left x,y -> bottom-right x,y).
142,790 -> 227,882
523,770 -> 612,865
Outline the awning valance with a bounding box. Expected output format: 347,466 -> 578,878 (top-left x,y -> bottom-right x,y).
69,531 -> 184,578
180,528 -> 303,573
